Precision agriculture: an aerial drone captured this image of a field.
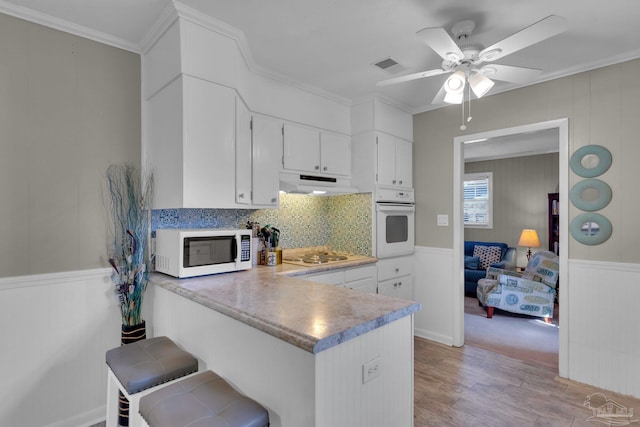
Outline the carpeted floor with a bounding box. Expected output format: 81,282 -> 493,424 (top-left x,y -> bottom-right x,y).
464,295 -> 559,370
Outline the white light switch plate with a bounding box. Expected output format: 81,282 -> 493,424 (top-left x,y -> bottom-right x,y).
437,214 -> 449,226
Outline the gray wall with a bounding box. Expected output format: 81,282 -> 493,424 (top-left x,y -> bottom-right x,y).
464,153 -> 559,267
0,13 -> 141,277
414,59 -> 640,263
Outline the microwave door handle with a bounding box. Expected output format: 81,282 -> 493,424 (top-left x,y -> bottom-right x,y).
232,236 -> 238,263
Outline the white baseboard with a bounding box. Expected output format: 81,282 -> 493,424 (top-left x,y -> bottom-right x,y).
43,405 -> 105,427
414,328 -> 453,346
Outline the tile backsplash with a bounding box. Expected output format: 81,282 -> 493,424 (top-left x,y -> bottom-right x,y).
151,192 -> 372,256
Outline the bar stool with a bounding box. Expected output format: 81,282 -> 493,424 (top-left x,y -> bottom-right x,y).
106,336 -> 198,427
139,370 -> 270,427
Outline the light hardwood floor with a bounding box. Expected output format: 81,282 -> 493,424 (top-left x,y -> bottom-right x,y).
414,337 -> 640,426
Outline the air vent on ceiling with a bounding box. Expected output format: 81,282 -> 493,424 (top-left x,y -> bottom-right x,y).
372,57 -> 406,75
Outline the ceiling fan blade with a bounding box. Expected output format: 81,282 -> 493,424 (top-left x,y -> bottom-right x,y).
480,64 -> 542,84
416,27 -> 465,62
479,15 -> 568,62
376,68 -> 447,86
431,83 -> 447,104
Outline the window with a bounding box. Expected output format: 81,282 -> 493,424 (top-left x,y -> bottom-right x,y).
464,172 -> 493,228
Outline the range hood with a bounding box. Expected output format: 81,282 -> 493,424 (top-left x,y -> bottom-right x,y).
279,172 -> 359,196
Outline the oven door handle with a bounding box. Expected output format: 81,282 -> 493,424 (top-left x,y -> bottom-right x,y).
376,203 -> 415,213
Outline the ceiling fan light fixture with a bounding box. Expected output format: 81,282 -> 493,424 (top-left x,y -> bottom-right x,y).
444,90 -> 464,104
444,70 -> 466,94
469,72 -> 495,98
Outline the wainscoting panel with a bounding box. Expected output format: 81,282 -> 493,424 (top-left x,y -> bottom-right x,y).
0,269 -> 121,427
566,259 -> 640,397
413,246 -> 455,345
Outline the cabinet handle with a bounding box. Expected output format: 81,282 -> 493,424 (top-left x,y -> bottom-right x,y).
238,193 -> 245,199
392,179 -> 396,184
271,197 -> 277,203
398,281 -> 402,287
399,180 -> 403,185
323,166 -> 327,171
314,165 -> 320,170
395,268 -> 399,273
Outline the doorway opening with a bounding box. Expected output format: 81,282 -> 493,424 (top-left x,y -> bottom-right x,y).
452,119 -> 569,376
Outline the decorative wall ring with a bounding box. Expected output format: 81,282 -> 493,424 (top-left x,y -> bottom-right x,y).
570,145 -> 612,178
570,213 -> 612,245
569,179 -> 612,212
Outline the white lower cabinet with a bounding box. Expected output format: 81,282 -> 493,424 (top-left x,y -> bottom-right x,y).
378,275 -> 414,299
303,265 -> 377,294
377,256 -> 414,299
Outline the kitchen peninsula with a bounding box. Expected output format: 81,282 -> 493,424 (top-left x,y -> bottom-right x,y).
148,261 -> 420,427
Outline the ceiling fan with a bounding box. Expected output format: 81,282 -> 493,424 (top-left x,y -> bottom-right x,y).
377,15 -> 568,105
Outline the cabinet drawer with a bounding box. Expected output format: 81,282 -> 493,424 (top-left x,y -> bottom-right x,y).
344,265 -> 376,282
377,256 -> 414,282
305,271 -> 345,286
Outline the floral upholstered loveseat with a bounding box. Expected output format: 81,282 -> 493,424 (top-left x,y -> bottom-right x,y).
464,241 -> 516,294
476,250 -> 559,319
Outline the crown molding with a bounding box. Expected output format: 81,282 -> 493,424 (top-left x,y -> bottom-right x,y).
0,0 -> 139,52
154,1 -> 353,107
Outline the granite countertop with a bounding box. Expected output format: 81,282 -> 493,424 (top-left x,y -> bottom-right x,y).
149,259 -> 420,354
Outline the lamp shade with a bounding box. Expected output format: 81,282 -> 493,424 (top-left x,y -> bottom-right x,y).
518,229 -> 540,248
468,72 -> 494,98
444,70 -> 466,94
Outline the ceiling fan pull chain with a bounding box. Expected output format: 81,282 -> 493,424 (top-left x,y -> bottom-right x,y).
460,96 -> 466,130
467,84 -> 473,123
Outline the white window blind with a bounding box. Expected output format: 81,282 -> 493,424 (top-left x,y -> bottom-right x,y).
464,172 -> 493,228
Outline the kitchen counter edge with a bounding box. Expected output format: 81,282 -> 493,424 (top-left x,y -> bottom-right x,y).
149,259 -> 420,354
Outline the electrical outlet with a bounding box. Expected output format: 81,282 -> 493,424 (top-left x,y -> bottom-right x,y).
362,356 -> 381,384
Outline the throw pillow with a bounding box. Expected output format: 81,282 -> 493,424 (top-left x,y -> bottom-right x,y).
473,245 -> 502,270
464,256 -> 480,270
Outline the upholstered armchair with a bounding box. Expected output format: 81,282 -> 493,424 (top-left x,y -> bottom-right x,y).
476,250 -> 559,319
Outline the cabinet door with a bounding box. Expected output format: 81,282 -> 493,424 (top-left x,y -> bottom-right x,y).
235,98 -> 252,205
378,275 -> 413,299
283,123 -> 320,172
320,132 -> 351,176
345,277 -> 377,294
395,138 -> 413,188
376,133 -> 396,186
252,115 -> 283,207
182,78 -> 236,208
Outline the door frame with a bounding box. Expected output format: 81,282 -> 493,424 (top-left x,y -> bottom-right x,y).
451,118 -> 569,377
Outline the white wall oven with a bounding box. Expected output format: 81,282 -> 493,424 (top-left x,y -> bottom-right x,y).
375,188 -> 415,258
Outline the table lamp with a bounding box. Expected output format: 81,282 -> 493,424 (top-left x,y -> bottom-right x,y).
518,229 -> 540,262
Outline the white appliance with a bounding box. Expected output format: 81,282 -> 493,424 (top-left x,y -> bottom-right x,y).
375,187 -> 415,258
155,229 -> 252,278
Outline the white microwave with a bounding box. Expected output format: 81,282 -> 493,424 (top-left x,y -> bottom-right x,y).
155,229 -> 252,278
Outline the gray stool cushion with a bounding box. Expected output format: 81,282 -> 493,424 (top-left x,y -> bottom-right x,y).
106,336 -> 198,394
139,370 -> 269,427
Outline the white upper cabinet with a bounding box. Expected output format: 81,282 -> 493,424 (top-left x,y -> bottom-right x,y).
236,104 -> 282,208
283,123 -> 320,172
320,132 -> 351,177
235,98 -> 252,205
351,100 -> 413,192
377,135 -> 412,188
283,123 -> 350,177
147,76 -> 238,209
251,114 -> 283,207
